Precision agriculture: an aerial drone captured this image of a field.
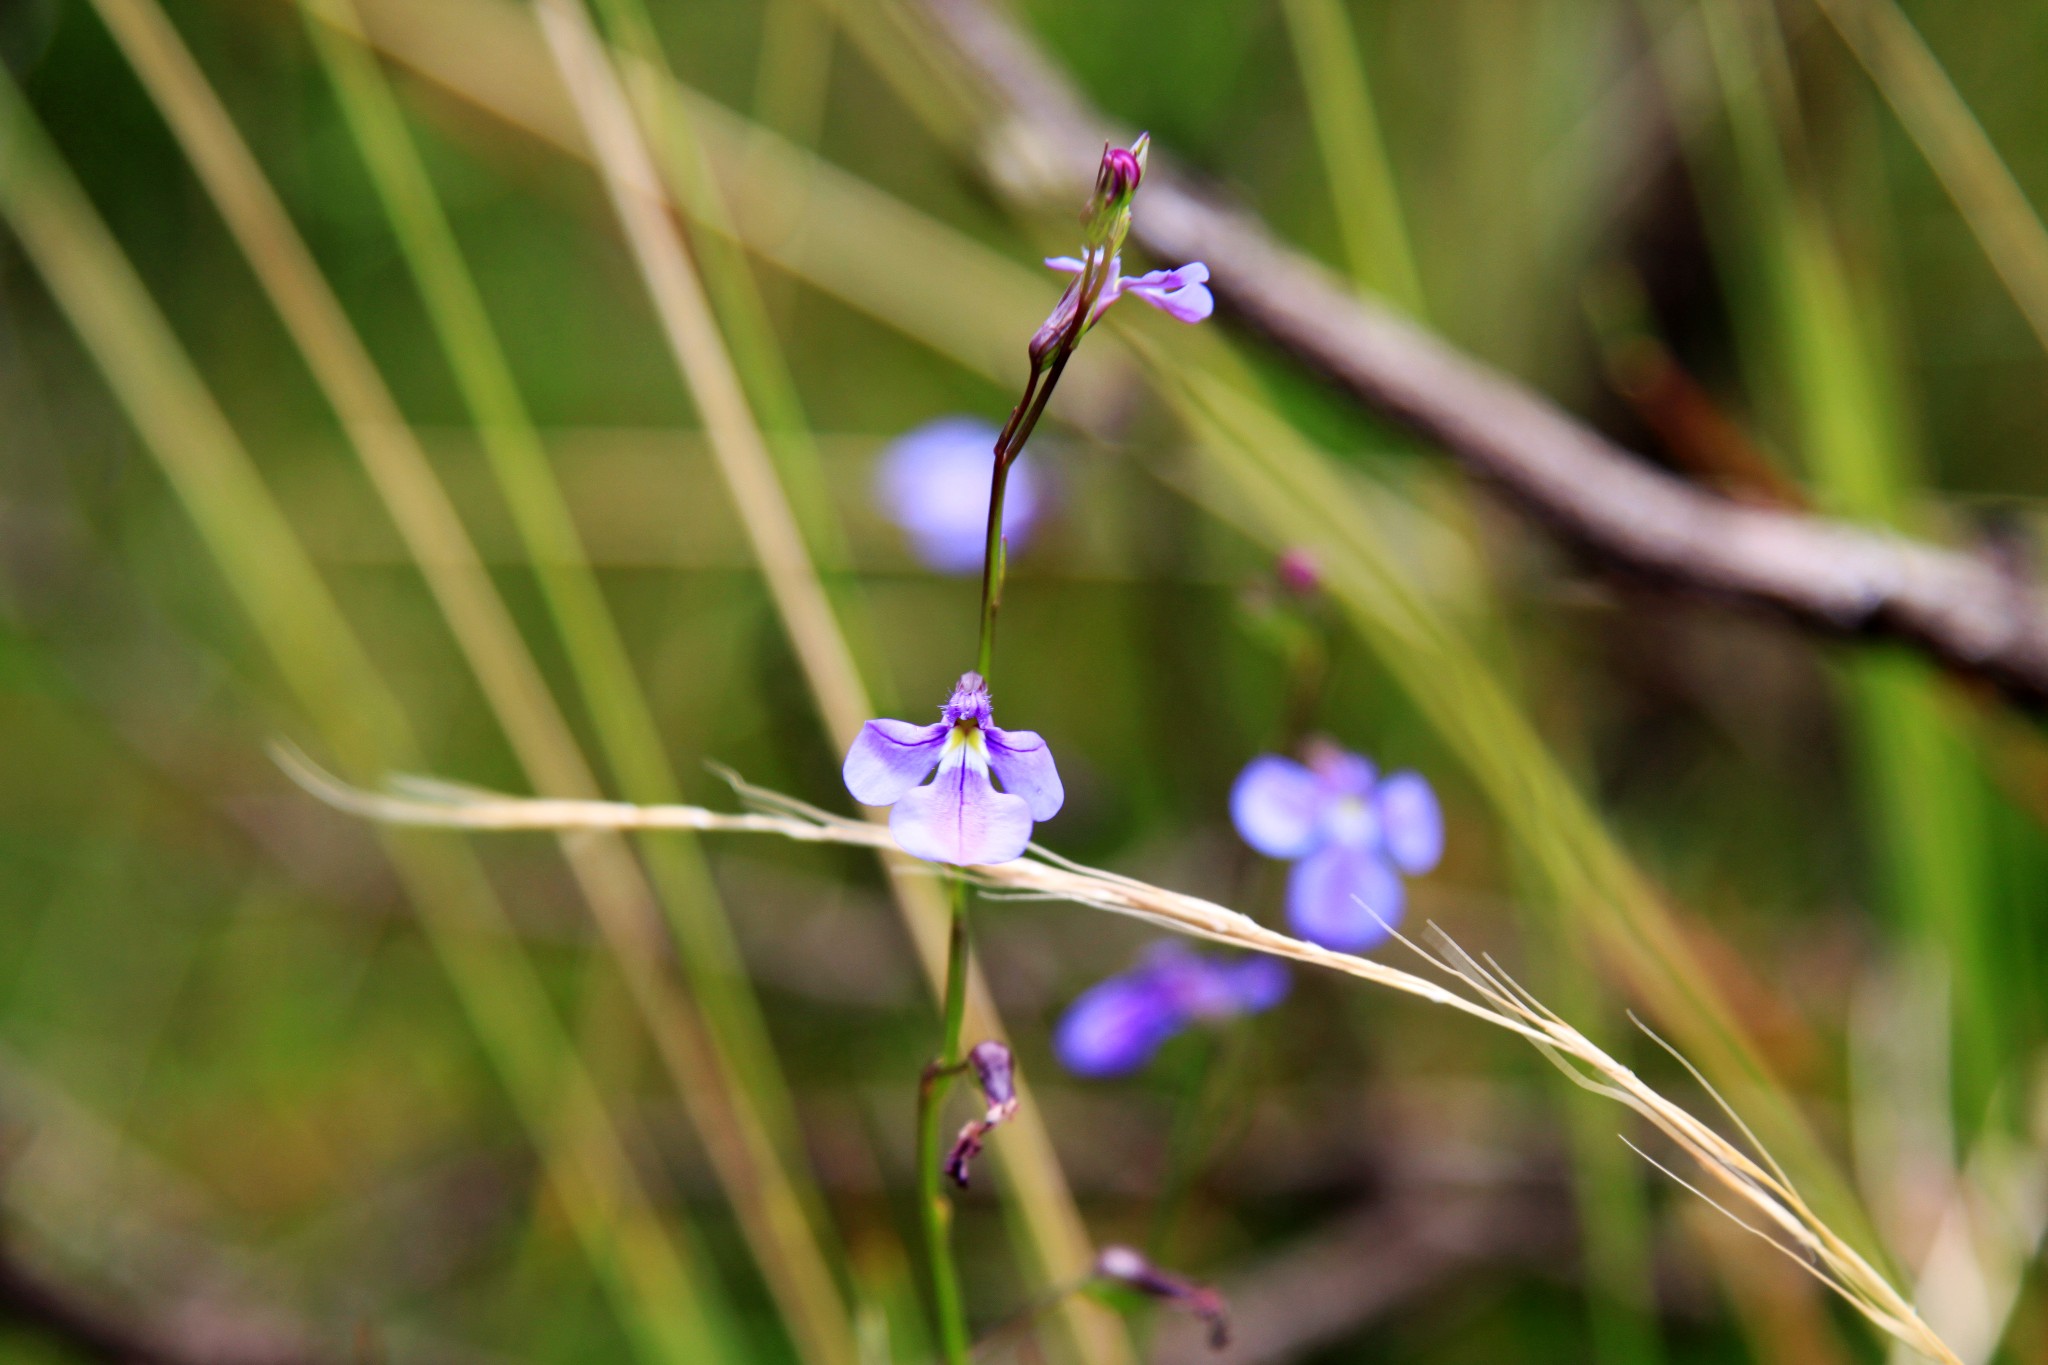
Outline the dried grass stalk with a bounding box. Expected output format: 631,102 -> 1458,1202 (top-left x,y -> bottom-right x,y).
275,744 -> 1962,1365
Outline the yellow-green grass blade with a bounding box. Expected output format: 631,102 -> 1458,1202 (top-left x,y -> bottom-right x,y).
1696,0 -> 2000,1127
0,61 -> 725,1364
1276,8 -> 1657,1346
100,2 -> 856,1358
585,0 -> 901,707
1130,321 -> 1886,1262
1277,0 -> 1426,313
1812,0 -> 2048,361
298,8 -> 1130,1360
531,9 -> 1131,1360
317,0 -> 1889,1287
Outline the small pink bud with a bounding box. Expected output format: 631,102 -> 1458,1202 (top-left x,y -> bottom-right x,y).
1276,547 -> 1321,595
1097,144 -> 1143,200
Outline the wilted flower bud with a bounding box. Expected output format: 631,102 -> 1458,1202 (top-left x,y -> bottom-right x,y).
1029,285 -> 1081,368
943,1040 -> 1020,1187
1094,1245 -> 1229,1349
967,1039 -> 1015,1107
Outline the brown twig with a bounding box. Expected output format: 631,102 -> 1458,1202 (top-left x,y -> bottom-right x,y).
910,0 -> 2048,710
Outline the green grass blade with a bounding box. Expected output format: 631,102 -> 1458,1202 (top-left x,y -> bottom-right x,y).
1277,0 -> 1425,313
1696,0 -> 2001,1126
326,0 -> 1896,1299
286,0 -> 859,1357
1813,0 -> 2048,359
0,61 -> 727,1364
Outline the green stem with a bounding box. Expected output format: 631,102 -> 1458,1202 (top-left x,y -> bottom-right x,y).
917,878 -> 976,1364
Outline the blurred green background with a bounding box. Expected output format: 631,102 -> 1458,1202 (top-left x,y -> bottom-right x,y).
1,0 -> 2047,1361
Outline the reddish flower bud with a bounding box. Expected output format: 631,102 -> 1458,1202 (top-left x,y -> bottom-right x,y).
1097,145 -> 1143,201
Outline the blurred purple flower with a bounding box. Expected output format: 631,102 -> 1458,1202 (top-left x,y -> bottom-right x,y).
1054,941 -> 1289,1077
1230,742 -> 1442,952
875,418 -> 1043,574
1045,252 -> 1214,327
843,672 -> 1063,865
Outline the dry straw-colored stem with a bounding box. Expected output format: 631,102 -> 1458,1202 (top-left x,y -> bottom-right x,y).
527,8 -> 1128,1361
276,744 -> 1966,1365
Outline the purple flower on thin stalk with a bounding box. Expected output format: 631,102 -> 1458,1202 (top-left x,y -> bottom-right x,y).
843,672 -> 1063,866
943,1040 -> 1018,1188
1055,940 -> 1289,1077
1231,741 -> 1443,952
1043,253 -> 1214,328
1026,135 -> 1212,365
875,418 -> 1044,575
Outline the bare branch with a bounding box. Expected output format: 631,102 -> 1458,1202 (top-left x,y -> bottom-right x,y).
911,0 -> 2048,709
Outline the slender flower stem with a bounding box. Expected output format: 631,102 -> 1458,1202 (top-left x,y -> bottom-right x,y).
977,344 -> 1074,682
917,876 -> 976,1364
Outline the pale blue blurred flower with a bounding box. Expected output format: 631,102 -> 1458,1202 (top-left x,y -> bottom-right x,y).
874,418 -> 1043,574
1231,743 -> 1442,951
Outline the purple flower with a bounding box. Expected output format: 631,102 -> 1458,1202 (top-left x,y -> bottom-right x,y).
944,1040 -> 1019,1188
1230,742 -> 1443,952
1054,941 -> 1289,1077
1045,252 -> 1214,327
843,672 -> 1063,866
875,418 -> 1043,574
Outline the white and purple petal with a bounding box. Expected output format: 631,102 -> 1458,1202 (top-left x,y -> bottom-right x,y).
1121,262 -> 1213,323
1054,973 -> 1185,1077
984,725 -> 1064,820
1084,253 -> 1127,324
1286,844 -> 1405,951
1376,770 -> 1443,875
1230,755 -> 1325,859
843,718 -> 949,806
889,748 -> 1034,866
